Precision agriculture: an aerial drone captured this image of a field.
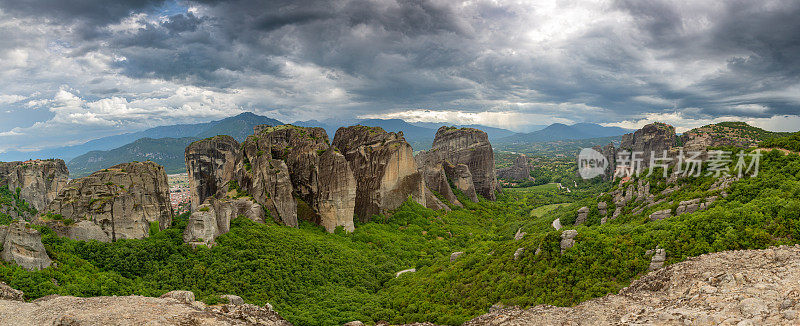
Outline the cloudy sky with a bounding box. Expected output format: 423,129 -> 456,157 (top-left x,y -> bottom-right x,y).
1,0 -> 799,153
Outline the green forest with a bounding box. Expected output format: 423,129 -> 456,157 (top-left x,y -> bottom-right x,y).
2,146 -> 800,325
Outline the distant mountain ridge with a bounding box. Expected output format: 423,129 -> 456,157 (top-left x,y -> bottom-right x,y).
497,123 -> 632,144
0,112 -> 283,162
67,137 -> 199,177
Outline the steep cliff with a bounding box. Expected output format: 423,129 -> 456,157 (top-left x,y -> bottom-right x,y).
185,136 -> 241,211
6,159 -> 69,212
38,161 -> 173,242
425,127 -> 500,201
619,123 -> 677,169
332,126 -> 426,222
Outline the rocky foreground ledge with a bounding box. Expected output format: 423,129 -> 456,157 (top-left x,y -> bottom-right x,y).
461,245 -> 800,326
3,246 -> 800,325
0,288 -> 290,326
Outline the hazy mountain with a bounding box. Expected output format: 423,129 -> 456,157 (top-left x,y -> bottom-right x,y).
496,123 -> 631,144
410,122 -> 523,140
67,137 -> 199,177
0,112 -> 283,162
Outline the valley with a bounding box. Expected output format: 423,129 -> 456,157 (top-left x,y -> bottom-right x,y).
0,116 -> 799,325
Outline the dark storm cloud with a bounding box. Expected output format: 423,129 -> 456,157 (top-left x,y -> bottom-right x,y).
0,0 -> 167,25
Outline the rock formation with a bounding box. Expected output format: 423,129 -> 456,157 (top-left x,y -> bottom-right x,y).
415,152 -> 462,208
38,162 -> 173,242
245,125 -> 356,231
648,209 -> 672,221
560,230 -> 577,253
575,207 -> 589,225
597,202 -> 607,216
0,221 -> 52,271
461,245 -> 800,325
619,122 -> 677,170
450,251 -> 464,262
332,126 -> 425,222
647,247 -> 666,271
442,162 -> 479,202
681,122 -> 766,151
513,247 -> 525,260
422,127 -> 500,201
4,159 -> 69,212
183,197 -> 264,247
0,290 -> 291,326
497,154 -> 533,181
185,136 -> 242,211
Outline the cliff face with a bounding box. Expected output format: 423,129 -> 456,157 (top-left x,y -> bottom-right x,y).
38,161 -> 173,242
619,123 -> 677,169
332,126 -> 425,222
419,127 -> 500,201
415,152 -> 462,208
185,136 -> 241,211
0,221 -> 52,271
0,160 -> 68,212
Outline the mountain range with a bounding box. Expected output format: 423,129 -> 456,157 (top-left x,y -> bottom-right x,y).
3,112 -> 635,177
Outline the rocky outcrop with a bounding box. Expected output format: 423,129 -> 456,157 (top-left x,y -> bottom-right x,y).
497,154 -> 533,181
395,268 -> 416,277
461,246 -> 800,325
5,159 -> 69,212
513,247 -> 525,260
332,126 -> 425,222
424,127 -> 500,200
560,230 -> 577,253
597,202 -> 607,216
0,162 -> 23,186
681,122 -> 766,151
647,247 -> 666,271
649,209 -> 672,221
619,122 -> 677,170
183,197 -> 264,247
450,251 -> 464,262
575,207 -> 589,225
0,221 -> 52,271
38,162 -> 173,242
0,293 -> 291,326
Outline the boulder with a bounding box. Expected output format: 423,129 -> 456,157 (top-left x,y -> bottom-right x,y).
1,221 -> 52,271
597,202 -> 608,216
425,127 -> 500,200
332,126 -> 425,222
160,290 -> 195,304
560,230 -> 578,253
37,161 -> 173,242
183,202 -> 219,247
575,207 -> 589,225
6,159 -> 69,211
497,154 -> 534,181
221,294 -> 244,305
649,209 -> 672,221
344,321 -> 365,326
443,162 -> 479,202
450,251 -> 464,262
